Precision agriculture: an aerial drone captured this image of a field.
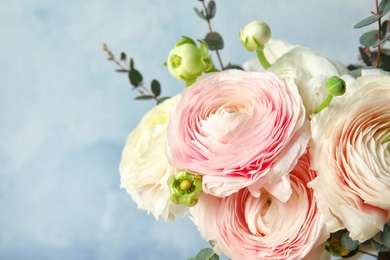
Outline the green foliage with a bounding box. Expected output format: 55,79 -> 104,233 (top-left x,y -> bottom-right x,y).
354,0 -> 390,28
120,52 -> 126,62
379,0 -> 390,15
128,68 -> 143,87
134,95 -> 154,100
194,0 -> 216,20
370,238 -> 389,251
156,96 -> 170,104
151,80 -> 161,97
359,30 -> 379,47
341,232 -> 359,251
354,14 -> 382,29
206,1 -> 216,19
378,251 -> 390,259
381,222 -> 390,248
203,32 -> 224,50
188,248 -> 219,260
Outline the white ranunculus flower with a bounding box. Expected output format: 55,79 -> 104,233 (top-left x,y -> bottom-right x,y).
244,40 -> 353,116
309,69 -> 390,242
243,39 -> 297,71
119,94 -> 188,222
268,46 -> 351,116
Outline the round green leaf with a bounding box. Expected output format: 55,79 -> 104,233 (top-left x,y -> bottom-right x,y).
204,32 -> 224,50
134,95 -> 154,100
380,0 -> 390,16
151,79 -> 161,97
195,248 -> 219,260
381,222 -> 390,248
157,96 -> 170,105
207,0 -> 216,19
359,30 -> 379,47
194,7 -> 207,20
128,69 -> 143,87
354,14 -> 382,29
341,232 -> 359,251
373,32 -> 390,47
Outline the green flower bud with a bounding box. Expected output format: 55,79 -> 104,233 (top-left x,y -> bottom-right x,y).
326,76 -> 346,96
167,170 -> 202,207
239,20 -> 271,52
165,36 -> 213,86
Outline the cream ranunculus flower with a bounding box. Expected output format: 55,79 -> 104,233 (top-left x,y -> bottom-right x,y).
309,69 -> 390,242
119,95 -> 188,222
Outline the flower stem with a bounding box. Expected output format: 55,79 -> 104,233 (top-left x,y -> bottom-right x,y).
314,94 -> 333,114
256,49 -> 271,69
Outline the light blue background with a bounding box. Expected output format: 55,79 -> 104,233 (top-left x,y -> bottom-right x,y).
0,0 -> 375,259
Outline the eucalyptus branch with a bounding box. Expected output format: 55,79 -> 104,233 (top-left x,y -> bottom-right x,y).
359,250 -> 390,260
376,0 -> 382,67
200,0 -> 224,70
102,43 -> 161,103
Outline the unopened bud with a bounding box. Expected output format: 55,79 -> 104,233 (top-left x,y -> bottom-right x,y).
239,20 -> 271,52
165,36 -> 213,86
326,76 -> 346,96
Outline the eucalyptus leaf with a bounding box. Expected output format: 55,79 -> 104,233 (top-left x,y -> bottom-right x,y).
354,14 -> 382,29
204,32 -> 224,50
157,96 -> 171,104
373,32 -> 390,47
360,30 -> 379,47
195,248 -> 219,260
194,7 -> 207,20
370,238 -> 389,251
134,95 -> 154,100
130,58 -> 134,69
378,251 -> 390,259
359,47 -> 373,66
128,69 -> 143,87
381,222 -> 390,248
115,69 -> 128,73
151,79 -> 161,97
120,52 -> 126,62
380,0 -> 390,16
341,232 -> 359,251
207,0 -> 216,19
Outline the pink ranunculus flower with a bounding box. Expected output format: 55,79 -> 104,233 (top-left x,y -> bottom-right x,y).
166,70 -> 310,201
309,69 -> 390,242
119,95 -> 188,222
190,152 -> 329,260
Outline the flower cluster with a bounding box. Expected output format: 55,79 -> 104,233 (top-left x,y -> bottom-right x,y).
109,1 -> 390,259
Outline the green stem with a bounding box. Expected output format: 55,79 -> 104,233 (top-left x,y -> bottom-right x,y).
256,49 -> 271,69
315,94 -> 333,114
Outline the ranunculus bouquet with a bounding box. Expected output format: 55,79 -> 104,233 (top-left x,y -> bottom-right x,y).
104,1 -> 390,259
